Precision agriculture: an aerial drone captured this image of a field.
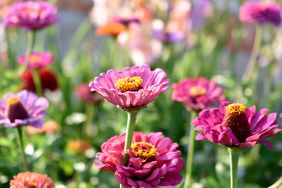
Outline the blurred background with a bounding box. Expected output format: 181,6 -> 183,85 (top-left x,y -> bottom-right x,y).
0,0 -> 281,187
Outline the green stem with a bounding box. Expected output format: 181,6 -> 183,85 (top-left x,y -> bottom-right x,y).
16,126 -> 29,171
6,29 -> 16,69
228,148 -> 240,188
122,111 -> 138,165
32,68 -> 43,96
242,26 -> 262,83
184,111 -> 197,188
83,103 -> 94,140
22,31 -> 36,73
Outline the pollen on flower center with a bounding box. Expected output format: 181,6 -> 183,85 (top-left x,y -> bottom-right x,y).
226,103 -> 246,115
223,103 -> 251,142
130,142 -> 157,160
5,95 -> 29,122
6,96 -> 21,105
115,76 -> 143,92
189,86 -> 206,97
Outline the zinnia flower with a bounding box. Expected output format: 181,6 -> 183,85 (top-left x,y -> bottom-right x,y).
151,30 -> 185,43
0,90 -> 48,128
21,68 -> 59,92
95,132 -> 184,187
10,171 -> 54,188
17,52 -> 54,69
68,140 -> 91,153
26,120 -> 59,135
192,102 -> 281,148
89,65 -> 169,111
239,1 -> 282,26
96,22 -> 127,37
75,84 -> 102,104
4,1 -> 59,30
172,77 -> 225,111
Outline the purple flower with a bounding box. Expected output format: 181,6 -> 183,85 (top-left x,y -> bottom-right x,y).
192,102 -> 281,148
95,132 -> 184,188
17,52 -> 54,69
89,65 -> 169,111
151,30 -> 185,43
0,90 -> 48,128
112,16 -> 140,25
239,1 -> 282,26
172,77 -> 225,111
4,1 -> 59,31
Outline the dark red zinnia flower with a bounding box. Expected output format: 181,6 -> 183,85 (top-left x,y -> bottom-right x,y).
21,68 -> 58,92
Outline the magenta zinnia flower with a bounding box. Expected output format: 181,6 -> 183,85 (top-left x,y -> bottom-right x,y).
10,171 -> 54,188
0,90 -> 48,128
239,1 -> 282,26
4,1 -> 59,30
17,52 -> 54,69
95,132 -> 184,188
75,84 -> 102,104
172,77 -> 225,111
89,65 -> 169,111
192,102 -> 281,148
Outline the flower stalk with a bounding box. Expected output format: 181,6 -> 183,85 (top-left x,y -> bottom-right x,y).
16,126 -> 29,171
23,31 -> 36,72
122,111 -> 138,165
184,111 -> 198,188
242,26 -> 262,83
33,68 -> 43,96
228,148 -> 240,188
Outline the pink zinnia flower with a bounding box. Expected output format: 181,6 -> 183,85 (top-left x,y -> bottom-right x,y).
89,65 -> 169,111
192,102 -> 281,148
75,84 -> 102,104
95,132 -> 184,188
17,52 -> 54,69
4,1 -> 59,30
172,77 -> 225,111
10,171 -> 54,188
0,90 -> 48,128
239,1 -> 282,26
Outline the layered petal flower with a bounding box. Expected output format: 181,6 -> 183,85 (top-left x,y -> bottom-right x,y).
95,132 -> 184,188
89,65 -> 169,111
21,68 -> 59,93
4,1 -> 59,30
192,102 -> 281,148
0,90 -> 48,128
10,171 -> 54,188
17,52 -> 54,69
172,77 -> 225,111
239,1 -> 282,26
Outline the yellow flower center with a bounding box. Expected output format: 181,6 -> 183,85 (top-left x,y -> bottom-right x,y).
189,86 -> 206,97
226,103 -> 246,115
6,95 -> 20,106
28,54 -> 42,64
130,142 -> 157,160
115,76 -> 143,92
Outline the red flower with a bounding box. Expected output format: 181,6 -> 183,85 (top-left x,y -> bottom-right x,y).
21,68 -> 58,92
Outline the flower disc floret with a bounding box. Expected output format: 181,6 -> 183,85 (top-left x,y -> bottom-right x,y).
189,86 -> 207,97
0,90 -> 48,128
116,76 -> 143,92
89,65 -> 169,111
192,102 -> 281,148
130,142 -> 157,160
